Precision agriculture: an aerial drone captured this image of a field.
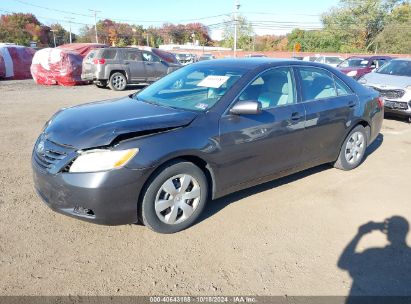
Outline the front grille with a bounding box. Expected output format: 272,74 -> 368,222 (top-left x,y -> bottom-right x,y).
384,100 -> 409,110
34,137 -> 74,172
371,87 -> 405,99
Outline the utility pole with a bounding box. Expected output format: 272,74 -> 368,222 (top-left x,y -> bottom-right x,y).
89,9 -> 101,43
146,33 -> 149,47
233,0 -> 240,57
50,29 -> 57,47
65,17 -> 74,44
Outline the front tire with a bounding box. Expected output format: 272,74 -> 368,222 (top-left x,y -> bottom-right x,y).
140,161 -> 208,234
108,72 -> 127,91
334,125 -> 368,171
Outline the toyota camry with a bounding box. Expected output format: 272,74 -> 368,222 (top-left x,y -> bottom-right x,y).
32,59 -> 383,233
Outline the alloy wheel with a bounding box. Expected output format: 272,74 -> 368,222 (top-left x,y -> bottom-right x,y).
112,75 -> 126,90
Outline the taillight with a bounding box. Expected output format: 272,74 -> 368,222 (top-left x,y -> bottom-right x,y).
92,58 -> 106,64
377,97 -> 384,109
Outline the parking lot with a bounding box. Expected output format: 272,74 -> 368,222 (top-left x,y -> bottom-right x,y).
0,80 -> 410,296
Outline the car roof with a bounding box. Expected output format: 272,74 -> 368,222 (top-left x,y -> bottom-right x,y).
347,55 -> 391,60
194,58 -> 317,69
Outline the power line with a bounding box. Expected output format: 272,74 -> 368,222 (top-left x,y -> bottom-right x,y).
12,0 -> 93,17
0,8 -> 91,26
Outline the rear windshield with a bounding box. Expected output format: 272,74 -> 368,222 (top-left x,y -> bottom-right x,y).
152,48 -> 179,64
85,51 -> 97,61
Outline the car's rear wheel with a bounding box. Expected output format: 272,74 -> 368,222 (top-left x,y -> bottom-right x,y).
334,125 -> 368,171
140,161 -> 208,234
108,72 -> 127,91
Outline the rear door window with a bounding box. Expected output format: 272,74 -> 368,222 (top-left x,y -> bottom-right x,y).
298,67 -> 337,101
102,49 -> 117,59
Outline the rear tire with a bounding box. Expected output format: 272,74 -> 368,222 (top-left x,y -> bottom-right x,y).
108,72 -> 127,91
334,125 -> 368,171
140,161 -> 208,234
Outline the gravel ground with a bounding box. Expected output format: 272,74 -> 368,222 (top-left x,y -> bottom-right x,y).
0,80 -> 410,296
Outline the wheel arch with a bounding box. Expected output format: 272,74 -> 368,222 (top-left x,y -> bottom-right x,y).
109,70 -> 128,81
354,120 -> 371,144
137,155 -> 216,221
335,119 -> 371,162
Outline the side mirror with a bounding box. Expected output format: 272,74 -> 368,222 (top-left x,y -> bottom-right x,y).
230,100 -> 262,115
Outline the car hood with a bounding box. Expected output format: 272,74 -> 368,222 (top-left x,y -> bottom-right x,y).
362,72 -> 411,89
44,96 -> 198,149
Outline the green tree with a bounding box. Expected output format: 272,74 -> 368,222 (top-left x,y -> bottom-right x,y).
220,15 -> 254,50
0,13 -> 49,46
375,2 -> 411,53
322,0 -> 403,52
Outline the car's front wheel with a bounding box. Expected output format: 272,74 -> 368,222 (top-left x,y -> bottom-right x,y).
140,161 -> 208,233
108,72 -> 127,91
334,125 -> 368,171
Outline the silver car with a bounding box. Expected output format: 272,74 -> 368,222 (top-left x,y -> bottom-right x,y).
82,48 -> 181,91
314,56 -> 344,67
359,59 -> 411,122
175,53 -> 196,65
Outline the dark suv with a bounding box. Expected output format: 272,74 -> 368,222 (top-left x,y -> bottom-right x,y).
81,47 -> 181,91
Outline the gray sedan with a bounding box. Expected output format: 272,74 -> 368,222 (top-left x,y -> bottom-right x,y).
33,59 -> 383,233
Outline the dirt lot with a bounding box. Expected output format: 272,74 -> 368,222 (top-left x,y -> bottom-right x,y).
1,80 -> 410,296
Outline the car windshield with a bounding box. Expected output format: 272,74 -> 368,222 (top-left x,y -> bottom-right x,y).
339,58 -> 369,68
136,64 -> 247,111
376,60 -> 411,77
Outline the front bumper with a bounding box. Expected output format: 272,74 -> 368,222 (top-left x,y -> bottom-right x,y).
32,158 -> 153,225
384,100 -> 411,118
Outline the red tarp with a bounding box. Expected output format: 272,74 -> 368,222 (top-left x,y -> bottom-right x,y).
0,45 -> 36,80
31,43 -> 107,86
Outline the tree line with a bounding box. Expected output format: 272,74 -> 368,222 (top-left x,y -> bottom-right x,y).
0,0 -> 410,53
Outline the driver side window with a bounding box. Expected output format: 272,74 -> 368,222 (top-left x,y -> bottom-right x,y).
239,67 -> 296,109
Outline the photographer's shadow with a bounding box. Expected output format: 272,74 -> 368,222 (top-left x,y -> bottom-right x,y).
338,216 -> 411,303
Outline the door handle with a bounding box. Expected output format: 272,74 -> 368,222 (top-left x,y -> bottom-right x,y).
291,112 -> 303,121
348,100 -> 357,108
124,62 -> 130,65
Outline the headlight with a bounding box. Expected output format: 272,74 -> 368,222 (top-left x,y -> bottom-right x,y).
406,85 -> 411,91
69,148 -> 139,173
358,77 -> 367,84
347,70 -> 358,77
